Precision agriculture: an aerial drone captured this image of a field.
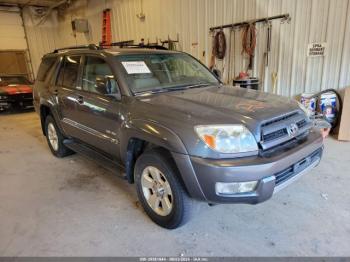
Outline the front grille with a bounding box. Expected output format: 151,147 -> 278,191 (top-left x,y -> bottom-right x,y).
12,93 -> 33,100
274,148 -> 322,185
261,112 -> 299,127
297,119 -> 307,129
260,111 -> 311,151
262,128 -> 288,142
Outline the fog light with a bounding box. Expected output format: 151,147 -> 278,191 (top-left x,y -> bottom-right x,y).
215,181 -> 258,195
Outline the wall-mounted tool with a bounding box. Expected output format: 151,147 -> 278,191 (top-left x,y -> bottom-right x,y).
209,14 -> 291,86
263,21 -> 272,91
213,30 -> 227,59
272,71 -> 278,94
209,30 -> 227,72
241,23 -> 256,71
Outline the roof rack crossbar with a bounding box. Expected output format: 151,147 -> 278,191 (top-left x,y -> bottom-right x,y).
101,42 -> 168,50
53,44 -> 100,53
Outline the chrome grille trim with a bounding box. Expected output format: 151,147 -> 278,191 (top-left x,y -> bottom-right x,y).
260,111 -> 312,151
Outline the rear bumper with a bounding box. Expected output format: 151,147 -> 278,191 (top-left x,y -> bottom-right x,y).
173,130 -> 323,204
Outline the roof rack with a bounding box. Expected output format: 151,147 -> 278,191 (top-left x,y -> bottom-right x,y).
119,44 -> 168,50
51,41 -> 168,54
101,40 -> 168,50
53,44 -> 100,53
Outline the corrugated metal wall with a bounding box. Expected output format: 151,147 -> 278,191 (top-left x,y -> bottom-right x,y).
22,7 -> 59,77
23,0 -> 350,97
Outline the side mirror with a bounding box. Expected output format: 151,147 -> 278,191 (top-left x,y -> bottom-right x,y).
95,75 -> 121,100
212,69 -> 222,79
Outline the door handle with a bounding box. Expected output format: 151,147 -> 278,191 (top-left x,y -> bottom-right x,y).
77,95 -> 84,104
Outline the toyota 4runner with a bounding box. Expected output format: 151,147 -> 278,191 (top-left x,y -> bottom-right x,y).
33,44 -> 324,229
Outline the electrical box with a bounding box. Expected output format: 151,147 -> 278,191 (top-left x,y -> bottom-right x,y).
71,19 -> 89,33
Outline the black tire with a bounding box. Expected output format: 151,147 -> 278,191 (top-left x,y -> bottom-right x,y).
135,148 -> 193,229
44,115 -> 73,158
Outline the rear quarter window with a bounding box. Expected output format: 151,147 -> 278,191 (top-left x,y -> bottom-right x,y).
37,57 -> 57,81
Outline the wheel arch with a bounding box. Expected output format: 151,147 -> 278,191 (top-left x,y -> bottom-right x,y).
39,101 -> 64,137
120,120 -> 188,183
120,120 -> 206,201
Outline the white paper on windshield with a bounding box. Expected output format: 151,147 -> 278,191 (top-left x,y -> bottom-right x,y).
121,61 -> 151,74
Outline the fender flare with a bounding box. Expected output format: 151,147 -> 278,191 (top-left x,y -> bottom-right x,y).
119,119 -> 188,164
119,119 -> 207,200
39,98 -> 65,136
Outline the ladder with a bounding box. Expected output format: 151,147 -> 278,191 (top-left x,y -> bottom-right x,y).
101,9 -> 112,46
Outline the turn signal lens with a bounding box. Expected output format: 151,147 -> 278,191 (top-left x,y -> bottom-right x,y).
203,134 -> 216,149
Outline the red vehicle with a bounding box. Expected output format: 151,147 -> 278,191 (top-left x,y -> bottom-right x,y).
0,75 -> 33,111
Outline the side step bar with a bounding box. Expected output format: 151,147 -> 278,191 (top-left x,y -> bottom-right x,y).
63,139 -> 126,179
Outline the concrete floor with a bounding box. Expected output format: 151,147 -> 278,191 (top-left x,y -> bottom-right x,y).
0,111 -> 350,257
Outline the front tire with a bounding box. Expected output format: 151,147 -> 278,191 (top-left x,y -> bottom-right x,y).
135,148 -> 193,229
44,115 -> 73,158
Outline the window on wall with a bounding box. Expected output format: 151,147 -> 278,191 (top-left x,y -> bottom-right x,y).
56,56 -> 81,88
82,56 -> 118,95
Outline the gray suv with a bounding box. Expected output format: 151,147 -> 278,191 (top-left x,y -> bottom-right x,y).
33,45 -> 323,229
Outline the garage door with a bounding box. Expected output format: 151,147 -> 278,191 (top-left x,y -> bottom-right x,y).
0,9 -> 26,50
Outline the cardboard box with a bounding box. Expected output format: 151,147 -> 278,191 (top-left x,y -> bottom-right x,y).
337,87 -> 350,141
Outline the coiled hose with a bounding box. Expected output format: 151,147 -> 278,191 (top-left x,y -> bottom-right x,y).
241,23 -> 257,69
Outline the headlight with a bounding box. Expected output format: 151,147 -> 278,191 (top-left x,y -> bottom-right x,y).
195,125 -> 258,153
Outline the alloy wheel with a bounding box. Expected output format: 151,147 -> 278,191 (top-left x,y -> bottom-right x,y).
141,166 -> 173,216
47,122 -> 59,151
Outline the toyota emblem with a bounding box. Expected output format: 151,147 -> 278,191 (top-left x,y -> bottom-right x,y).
287,123 -> 299,137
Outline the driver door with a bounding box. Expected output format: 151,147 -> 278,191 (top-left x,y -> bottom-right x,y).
73,55 -> 123,161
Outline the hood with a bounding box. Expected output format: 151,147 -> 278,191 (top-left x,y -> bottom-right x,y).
137,85 -> 300,130
0,84 -> 33,95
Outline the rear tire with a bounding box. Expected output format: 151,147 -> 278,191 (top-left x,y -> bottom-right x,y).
135,148 -> 193,229
44,115 -> 73,158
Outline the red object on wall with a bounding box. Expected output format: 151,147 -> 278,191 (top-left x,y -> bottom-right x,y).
101,9 -> 112,46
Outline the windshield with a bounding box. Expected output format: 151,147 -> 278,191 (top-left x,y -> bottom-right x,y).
115,53 -> 219,94
0,76 -> 31,86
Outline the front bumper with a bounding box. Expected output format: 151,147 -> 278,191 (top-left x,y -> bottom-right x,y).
0,94 -> 33,110
173,130 -> 323,204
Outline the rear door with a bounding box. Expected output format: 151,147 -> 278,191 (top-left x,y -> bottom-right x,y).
55,55 -> 83,138
71,55 -> 123,160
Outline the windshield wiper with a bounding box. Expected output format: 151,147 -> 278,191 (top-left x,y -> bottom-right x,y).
185,83 -> 211,89
134,83 -> 211,96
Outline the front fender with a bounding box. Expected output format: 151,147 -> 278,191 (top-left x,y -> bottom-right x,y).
120,119 -> 188,163
119,119 -> 207,200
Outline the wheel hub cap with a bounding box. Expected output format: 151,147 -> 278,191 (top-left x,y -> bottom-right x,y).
47,123 -> 59,151
141,166 -> 173,216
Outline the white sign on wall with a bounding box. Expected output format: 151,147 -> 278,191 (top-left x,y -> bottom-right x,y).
307,42 -> 326,57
